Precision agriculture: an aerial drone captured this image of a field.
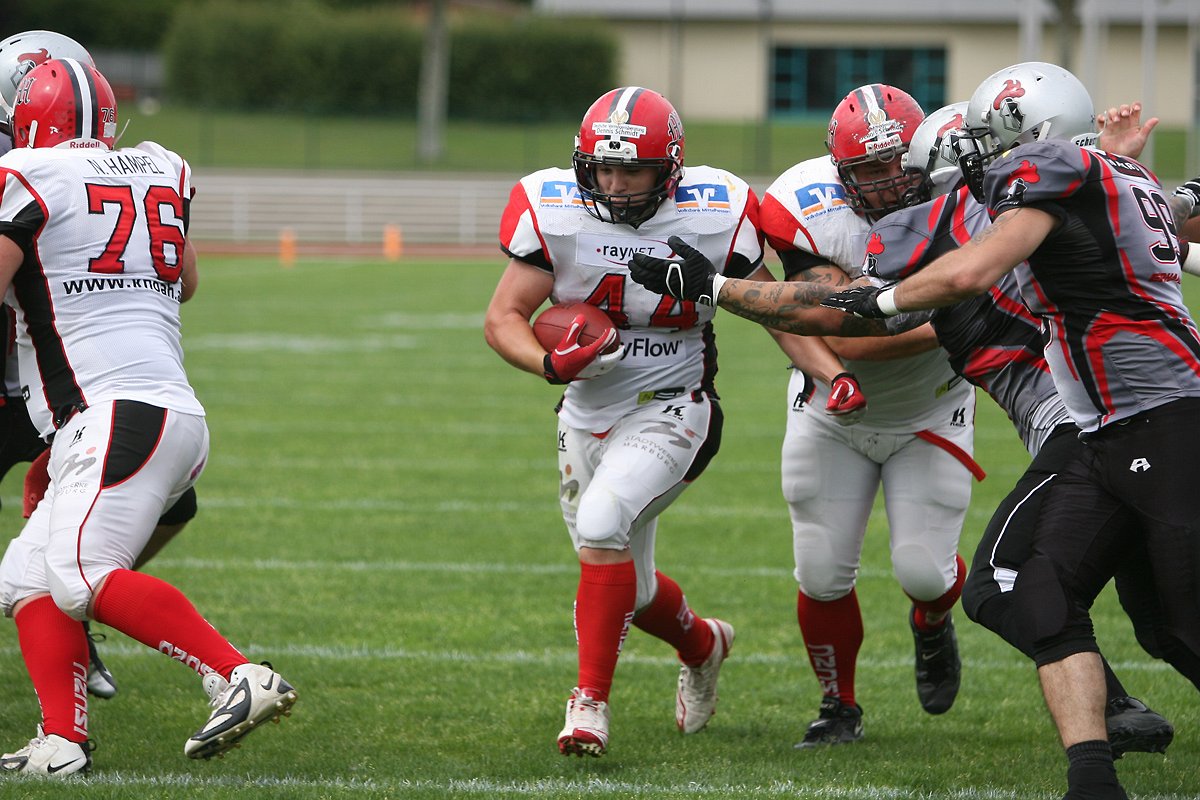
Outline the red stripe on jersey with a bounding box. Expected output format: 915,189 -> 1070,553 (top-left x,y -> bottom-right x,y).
498,181 -> 548,261
760,192 -> 819,256
722,188 -> 763,273
963,346 -> 1049,390
1091,151 -> 1123,239
1084,313 -> 1200,424
989,282 -> 1038,326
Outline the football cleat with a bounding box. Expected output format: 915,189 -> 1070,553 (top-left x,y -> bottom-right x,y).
0,725 -> 92,776
184,663 -> 297,760
911,608 -> 961,714
676,618 -> 735,734
84,623 -> 118,700
557,687 -> 609,757
1105,696 -> 1174,758
795,695 -> 864,749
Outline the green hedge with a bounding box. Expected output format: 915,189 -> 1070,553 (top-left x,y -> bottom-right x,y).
161,2 -> 615,121
447,19 -> 616,122
5,0 -> 174,50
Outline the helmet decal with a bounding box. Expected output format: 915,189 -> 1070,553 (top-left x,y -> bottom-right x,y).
937,112 -> 966,139
992,79 -> 1026,110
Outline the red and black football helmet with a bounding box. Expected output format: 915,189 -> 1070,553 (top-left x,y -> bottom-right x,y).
826,84 -> 926,221
572,87 -> 684,226
10,57 -> 116,149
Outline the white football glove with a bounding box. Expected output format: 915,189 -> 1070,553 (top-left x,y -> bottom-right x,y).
573,331 -> 623,379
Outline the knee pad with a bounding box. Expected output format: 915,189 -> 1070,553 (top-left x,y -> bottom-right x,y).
45,567 -> 96,621
575,486 -> 628,548
961,569 -> 1000,624
1012,555 -> 1098,665
1011,555 -> 1069,642
892,542 -> 952,602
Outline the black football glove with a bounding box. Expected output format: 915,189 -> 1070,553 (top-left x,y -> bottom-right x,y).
1174,178 -> 1200,219
820,285 -> 891,319
628,235 -> 720,306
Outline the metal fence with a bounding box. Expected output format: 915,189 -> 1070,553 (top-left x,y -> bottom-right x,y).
190,170 -> 519,249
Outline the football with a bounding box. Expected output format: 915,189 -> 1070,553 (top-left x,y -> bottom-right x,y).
533,302 -> 620,354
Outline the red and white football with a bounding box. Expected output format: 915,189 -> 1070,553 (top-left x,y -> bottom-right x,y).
533,302 -> 619,354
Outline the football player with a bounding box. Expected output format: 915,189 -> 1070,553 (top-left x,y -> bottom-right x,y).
719,84 -> 979,747
854,97 -> 1181,757
0,58 -> 295,775
0,28 -> 203,703
485,86 -> 859,758
820,61 -> 1200,800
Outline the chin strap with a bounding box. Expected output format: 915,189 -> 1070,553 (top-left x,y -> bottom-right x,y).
113,118 -> 131,146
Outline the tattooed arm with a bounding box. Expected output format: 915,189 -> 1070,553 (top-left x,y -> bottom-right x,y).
717,271 -> 890,337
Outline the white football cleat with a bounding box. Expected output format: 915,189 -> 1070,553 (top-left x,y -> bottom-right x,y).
676,618 -> 735,734
0,725 -> 91,776
202,671 -> 231,704
184,663 -> 297,759
557,687 -> 609,757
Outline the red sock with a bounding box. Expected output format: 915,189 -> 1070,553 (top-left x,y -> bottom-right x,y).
632,571 -> 714,665
14,596 -> 89,742
911,553 -> 966,631
796,589 -> 863,707
574,560 -> 637,702
91,569 -> 245,678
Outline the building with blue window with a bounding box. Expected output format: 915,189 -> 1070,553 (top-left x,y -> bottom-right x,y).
533,0 -> 1198,129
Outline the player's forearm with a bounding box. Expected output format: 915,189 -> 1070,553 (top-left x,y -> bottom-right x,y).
719,278 -> 888,336
767,328 -> 845,382
825,322 -> 939,361
484,313 -> 549,377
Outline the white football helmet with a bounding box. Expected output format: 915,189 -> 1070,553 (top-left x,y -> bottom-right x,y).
0,30 -> 93,134
956,62 -> 1096,199
901,101 -> 969,204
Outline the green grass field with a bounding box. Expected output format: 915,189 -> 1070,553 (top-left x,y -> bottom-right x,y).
118,105 -> 1195,182
0,256 -> 1196,798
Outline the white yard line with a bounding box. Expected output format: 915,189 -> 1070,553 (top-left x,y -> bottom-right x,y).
21,772 -> 1121,799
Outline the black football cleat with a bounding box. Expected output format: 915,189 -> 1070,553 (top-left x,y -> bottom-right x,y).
794,695 -> 864,749
911,607 -> 961,714
1105,696 -> 1173,758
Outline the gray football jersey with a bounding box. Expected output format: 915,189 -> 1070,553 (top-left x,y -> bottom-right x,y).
983,140 -> 1200,431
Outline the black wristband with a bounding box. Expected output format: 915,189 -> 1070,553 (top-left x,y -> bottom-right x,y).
543,354 -> 568,385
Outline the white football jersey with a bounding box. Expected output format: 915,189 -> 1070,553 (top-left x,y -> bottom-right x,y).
0,140 -> 204,437
501,165 -> 762,431
761,156 -> 969,430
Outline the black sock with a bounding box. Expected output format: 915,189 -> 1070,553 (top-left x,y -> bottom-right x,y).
1065,741 -> 1127,799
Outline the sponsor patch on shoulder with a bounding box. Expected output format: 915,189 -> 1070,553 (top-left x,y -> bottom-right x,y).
675,183 -> 731,212
539,180 -> 584,207
794,183 -> 848,218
